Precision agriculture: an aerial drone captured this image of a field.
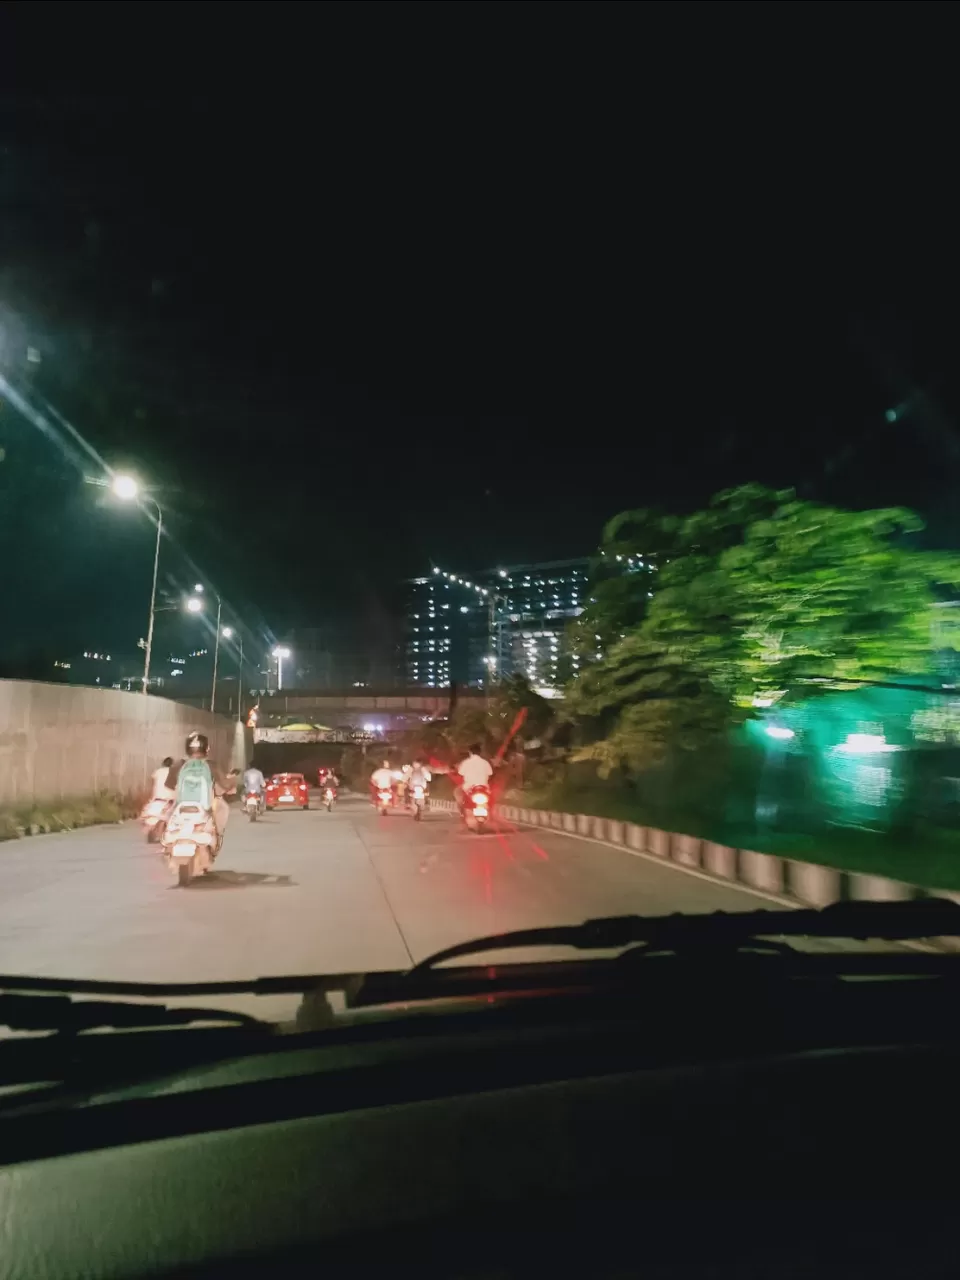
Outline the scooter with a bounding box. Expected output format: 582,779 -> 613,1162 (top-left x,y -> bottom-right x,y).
140,797 -> 172,844
244,791 -> 264,822
323,786 -> 337,812
410,783 -> 428,822
376,786 -> 393,817
160,803 -> 220,887
462,785 -> 491,833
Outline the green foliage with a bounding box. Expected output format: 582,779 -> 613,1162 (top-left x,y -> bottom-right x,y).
569,485 -> 960,777
0,791 -> 132,843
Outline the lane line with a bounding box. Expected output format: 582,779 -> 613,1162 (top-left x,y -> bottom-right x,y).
349,807 -> 417,967
495,815 -> 800,909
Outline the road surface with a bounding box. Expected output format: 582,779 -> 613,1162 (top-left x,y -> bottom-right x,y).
0,792 -> 782,1023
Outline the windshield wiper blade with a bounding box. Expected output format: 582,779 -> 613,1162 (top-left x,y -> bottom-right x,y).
0,993 -> 271,1034
406,899 -> 960,974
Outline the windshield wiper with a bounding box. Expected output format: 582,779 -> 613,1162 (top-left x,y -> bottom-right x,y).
0,992 -> 271,1034
406,899 -> 960,974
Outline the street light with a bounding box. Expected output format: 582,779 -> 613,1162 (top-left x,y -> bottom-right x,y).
189,586 -> 224,712
111,473 -> 162,696
273,646 -> 291,691
222,626 -> 244,722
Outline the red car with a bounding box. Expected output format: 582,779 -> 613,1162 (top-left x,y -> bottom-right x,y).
265,773 -> 310,811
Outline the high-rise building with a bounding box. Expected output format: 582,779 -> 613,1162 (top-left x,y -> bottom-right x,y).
403,558 -> 590,690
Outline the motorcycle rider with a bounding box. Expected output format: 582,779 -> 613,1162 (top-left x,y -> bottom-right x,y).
407,757 -> 432,805
165,733 -> 237,847
243,761 -> 266,811
370,759 -> 395,805
150,757 -> 175,802
455,743 -> 493,815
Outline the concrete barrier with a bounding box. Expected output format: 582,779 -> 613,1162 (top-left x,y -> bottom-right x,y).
497,801 -> 957,945
739,849 -> 784,894
648,828 -> 669,858
703,842 -> 737,880
0,680 -> 249,808
626,823 -> 646,852
848,873 -> 913,903
672,833 -> 701,868
787,860 -> 841,908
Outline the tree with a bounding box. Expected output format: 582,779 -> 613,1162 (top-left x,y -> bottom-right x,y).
568,486 -> 960,777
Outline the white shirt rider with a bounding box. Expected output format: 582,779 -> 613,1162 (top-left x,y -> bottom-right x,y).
458,751 -> 493,790
151,763 -> 175,801
409,763 -> 432,788
371,766 -> 395,790
243,766 -> 266,794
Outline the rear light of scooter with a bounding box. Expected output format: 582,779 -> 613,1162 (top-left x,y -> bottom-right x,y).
414,786 -> 424,799
378,789 -> 392,803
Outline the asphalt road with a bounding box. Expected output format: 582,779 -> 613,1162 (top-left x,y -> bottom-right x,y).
0,791 -> 784,1024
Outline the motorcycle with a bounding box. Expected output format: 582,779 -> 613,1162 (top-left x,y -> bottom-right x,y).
160,802 -> 219,887
410,783 -> 428,822
323,786 -> 337,812
140,797 -> 172,844
462,785 -> 492,833
244,791 -> 264,822
376,786 -> 393,817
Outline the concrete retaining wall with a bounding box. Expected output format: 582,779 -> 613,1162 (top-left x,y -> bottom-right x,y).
0,680 -> 250,807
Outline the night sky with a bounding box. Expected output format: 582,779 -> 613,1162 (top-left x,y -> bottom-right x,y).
3,4 -> 960,667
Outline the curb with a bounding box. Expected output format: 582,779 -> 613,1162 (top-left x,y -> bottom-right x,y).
432,799 -> 960,954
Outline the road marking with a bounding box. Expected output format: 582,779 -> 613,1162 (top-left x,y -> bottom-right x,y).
351,813 -> 417,967
496,817 -> 800,909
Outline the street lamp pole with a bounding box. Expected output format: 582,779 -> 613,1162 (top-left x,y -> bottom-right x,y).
106,475 -> 163,697
142,501 -> 163,696
211,593 -> 222,713
273,646 -> 291,692
222,628 -> 244,722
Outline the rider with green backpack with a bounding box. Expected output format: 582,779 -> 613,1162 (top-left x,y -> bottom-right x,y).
164,732 -> 238,850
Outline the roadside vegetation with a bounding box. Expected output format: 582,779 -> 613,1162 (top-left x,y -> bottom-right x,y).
438,485 -> 960,889
0,791 -> 136,843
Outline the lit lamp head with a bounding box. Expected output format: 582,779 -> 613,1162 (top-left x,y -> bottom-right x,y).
111,474 -> 139,501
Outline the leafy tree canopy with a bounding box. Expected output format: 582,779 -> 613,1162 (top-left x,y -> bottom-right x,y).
568,485 -> 960,775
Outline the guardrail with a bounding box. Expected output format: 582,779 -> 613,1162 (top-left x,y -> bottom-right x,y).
429,798 -> 960,951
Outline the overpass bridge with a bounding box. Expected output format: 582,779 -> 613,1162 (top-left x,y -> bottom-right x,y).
175,688 -> 487,734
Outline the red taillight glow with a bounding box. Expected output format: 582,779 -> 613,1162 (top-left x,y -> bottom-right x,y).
472,792 -> 489,806
379,789 -> 392,801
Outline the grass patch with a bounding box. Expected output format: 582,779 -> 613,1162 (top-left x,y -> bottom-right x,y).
0,791 -> 138,843
513,782 -> 960,893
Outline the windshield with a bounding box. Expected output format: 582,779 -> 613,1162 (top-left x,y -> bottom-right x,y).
2,91 -> 956,1033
